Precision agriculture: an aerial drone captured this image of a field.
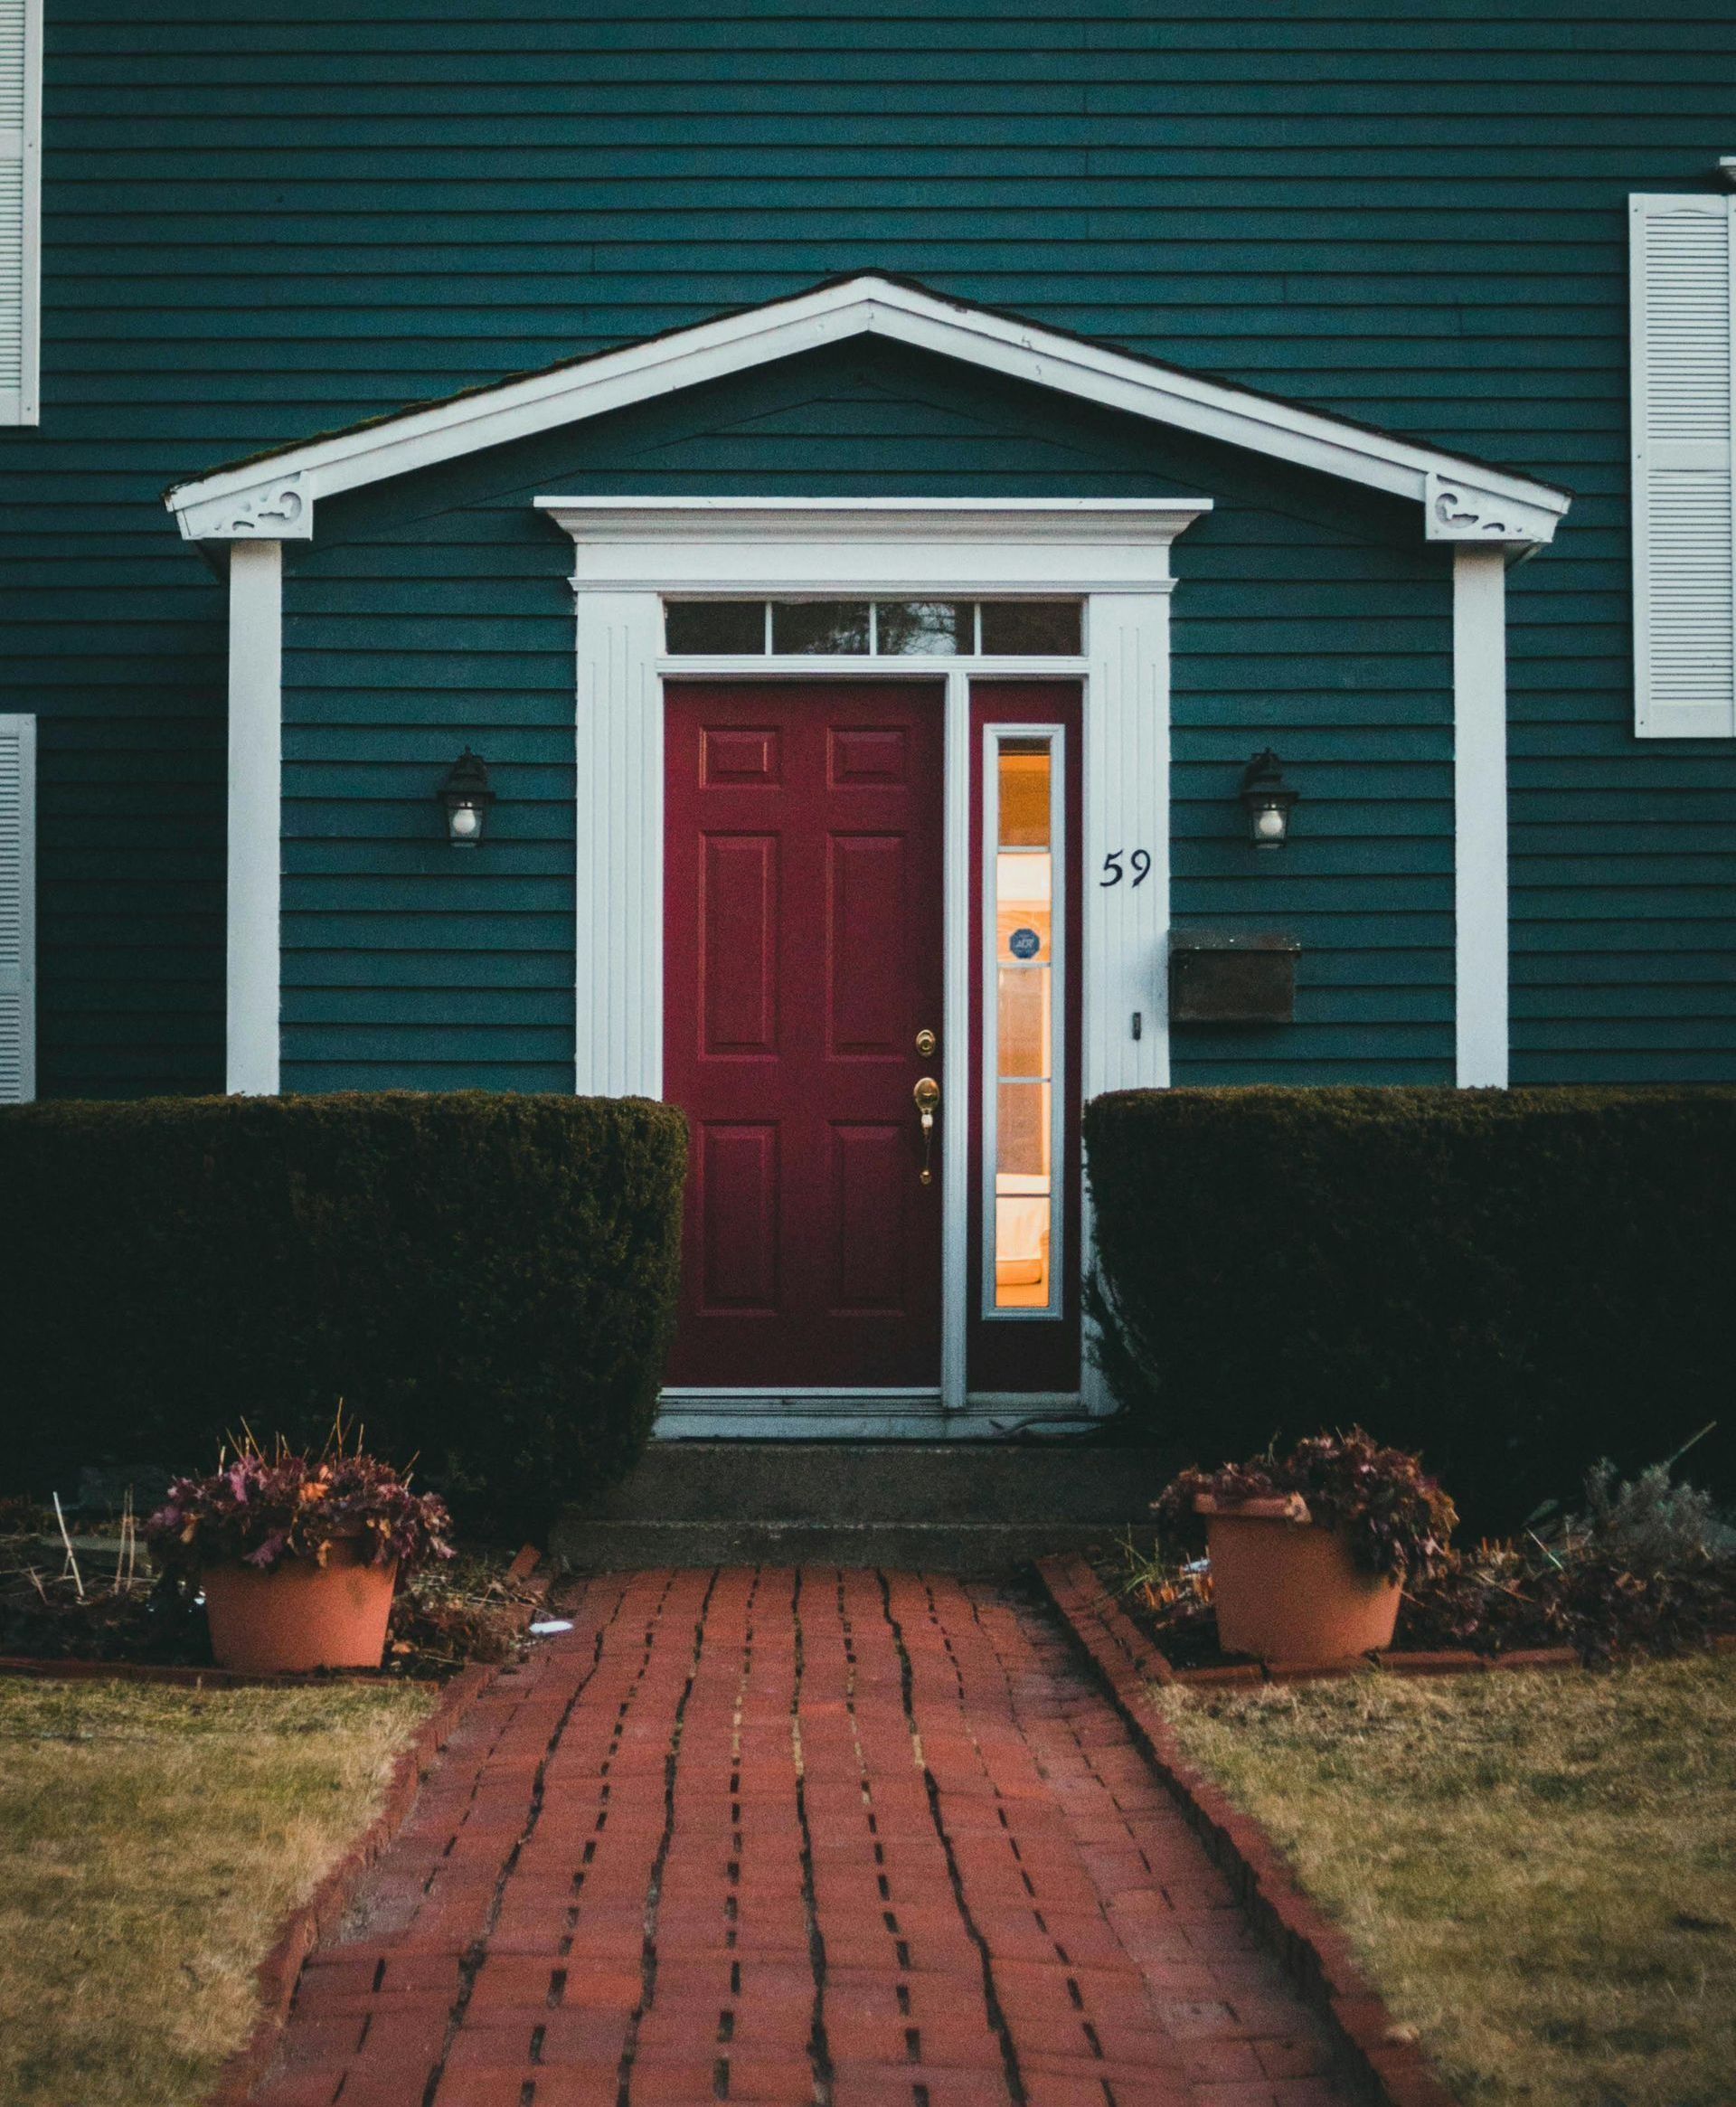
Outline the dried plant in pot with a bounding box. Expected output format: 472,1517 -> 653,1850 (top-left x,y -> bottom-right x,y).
1153,1430 -> 1458,1666
146,1430 -> 453,1673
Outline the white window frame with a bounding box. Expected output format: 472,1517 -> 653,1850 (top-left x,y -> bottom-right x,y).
659,596 -> 1088,660
980,719 -> 1067,1323
0,0 -> 42,427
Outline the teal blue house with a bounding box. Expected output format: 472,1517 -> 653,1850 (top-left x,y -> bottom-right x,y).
0,4 -> 1731,1428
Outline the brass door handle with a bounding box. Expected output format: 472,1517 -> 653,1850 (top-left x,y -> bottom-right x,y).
913,1076 -> 940,1185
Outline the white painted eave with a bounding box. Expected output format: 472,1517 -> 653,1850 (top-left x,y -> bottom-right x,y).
164,274 -> 1571,553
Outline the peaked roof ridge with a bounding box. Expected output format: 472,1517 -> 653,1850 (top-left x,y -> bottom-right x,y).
164,270 -> 1571,551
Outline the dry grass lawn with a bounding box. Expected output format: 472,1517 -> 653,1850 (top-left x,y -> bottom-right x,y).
0,1675 -> 434,2107
1156,1654 -> 1736,2107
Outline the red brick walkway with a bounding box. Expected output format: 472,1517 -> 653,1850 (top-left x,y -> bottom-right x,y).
252,1571 -> 1351,2107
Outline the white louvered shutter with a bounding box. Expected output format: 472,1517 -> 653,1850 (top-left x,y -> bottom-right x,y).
1631,194 -> 1736,738
0,715 -> 35,1102
0,0 -> 39,425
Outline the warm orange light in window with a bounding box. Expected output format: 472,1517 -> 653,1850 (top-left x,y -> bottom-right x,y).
992,741 -> 1054,1310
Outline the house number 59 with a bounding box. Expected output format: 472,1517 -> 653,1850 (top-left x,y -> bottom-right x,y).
1099,849 -> 1152,888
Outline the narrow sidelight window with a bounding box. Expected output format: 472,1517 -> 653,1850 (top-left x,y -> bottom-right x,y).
983,728 -> 1063,1316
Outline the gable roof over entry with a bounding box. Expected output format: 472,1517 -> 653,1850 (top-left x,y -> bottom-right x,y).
165,271 -> 1570,553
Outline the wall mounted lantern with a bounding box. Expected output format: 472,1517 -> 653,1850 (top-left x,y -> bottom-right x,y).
437,747 -> 495,847
1240,748 -> 1298,850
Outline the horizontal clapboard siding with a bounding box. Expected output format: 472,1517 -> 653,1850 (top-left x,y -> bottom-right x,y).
0,2 -> 1731,1088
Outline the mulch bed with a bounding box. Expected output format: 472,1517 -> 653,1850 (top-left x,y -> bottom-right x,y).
1094,1545 -> 1736,1686
1091,1558 -> 1575,1687
0,1536 -> 555,1687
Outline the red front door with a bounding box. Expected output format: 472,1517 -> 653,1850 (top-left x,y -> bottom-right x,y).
664,681 -> 946,1388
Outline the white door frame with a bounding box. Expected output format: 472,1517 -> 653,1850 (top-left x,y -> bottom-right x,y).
539,498 -> 1209,1437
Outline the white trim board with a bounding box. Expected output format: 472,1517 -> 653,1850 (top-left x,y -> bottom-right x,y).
164,274 -> 1569,552
1453,547 -> 1509,1089
541,497 -> 1212,590
225,541 -> 282,1095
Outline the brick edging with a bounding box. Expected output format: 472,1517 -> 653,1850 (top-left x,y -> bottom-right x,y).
202,1660 -> 498,2107
1035,1552 -> 1461,2107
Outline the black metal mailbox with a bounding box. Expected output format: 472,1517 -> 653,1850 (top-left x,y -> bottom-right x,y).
1168,929 -> 1300,1025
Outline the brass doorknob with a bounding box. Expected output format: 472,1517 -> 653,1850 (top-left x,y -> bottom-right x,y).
913,1076 -> 940,1185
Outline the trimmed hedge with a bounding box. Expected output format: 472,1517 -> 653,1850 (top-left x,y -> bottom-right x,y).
1084,1087 -> 1736,1527
0,1092 -> 687,1530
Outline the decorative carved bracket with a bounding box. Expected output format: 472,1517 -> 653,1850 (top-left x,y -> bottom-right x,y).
176,473 -> 315,543
1424,470 -> 1560,548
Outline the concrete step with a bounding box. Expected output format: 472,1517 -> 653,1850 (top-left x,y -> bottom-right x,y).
561,1439 -> 1171,1526
552,1517 -> 1141,1576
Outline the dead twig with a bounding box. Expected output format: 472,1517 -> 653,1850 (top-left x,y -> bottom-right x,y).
52,1493 -> 85,1602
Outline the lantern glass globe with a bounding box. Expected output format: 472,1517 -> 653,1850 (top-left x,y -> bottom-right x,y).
450,805 -> 481,840
1255,806 -> 1287,842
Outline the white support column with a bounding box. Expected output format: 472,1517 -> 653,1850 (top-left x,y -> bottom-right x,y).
226,540 -> 282,1094
1453,546 -> 1509,1089
1080,587 -> 1173,1412
1084,590 -> 1173,1101
574,590 -> 665,1095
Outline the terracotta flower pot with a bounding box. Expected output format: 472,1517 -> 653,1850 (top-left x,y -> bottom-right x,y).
201,1538 -> 398,1673
1198,1493 -> 1401,1665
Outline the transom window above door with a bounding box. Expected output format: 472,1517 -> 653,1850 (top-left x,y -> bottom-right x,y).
664,599 -> 1083,657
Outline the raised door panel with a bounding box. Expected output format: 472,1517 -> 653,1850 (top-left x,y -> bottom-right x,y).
697,1122 -> 779,1313
701,833 -> 779,1057
704,725 -> 782,784
829,723 -> 909,787
827,832 -> 907,1059
826,1121 -> 909,1313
